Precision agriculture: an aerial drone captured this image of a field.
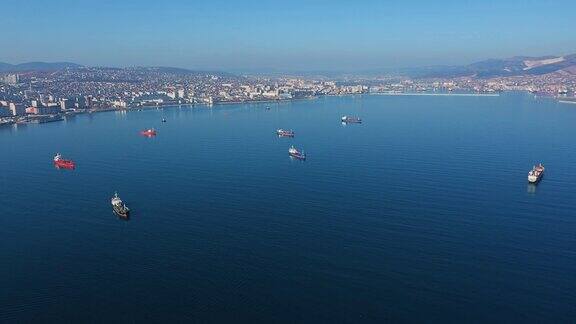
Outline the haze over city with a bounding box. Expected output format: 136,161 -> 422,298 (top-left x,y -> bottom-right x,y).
3,0 -> 576,71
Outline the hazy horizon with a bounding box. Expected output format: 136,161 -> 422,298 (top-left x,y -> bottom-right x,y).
2,0 -> 576,71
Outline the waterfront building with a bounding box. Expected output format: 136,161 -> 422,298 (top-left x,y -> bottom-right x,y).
37,105 -> 61,115
112,100 -> 127,108
60,99 -> 74,110
9,103 -> 26,116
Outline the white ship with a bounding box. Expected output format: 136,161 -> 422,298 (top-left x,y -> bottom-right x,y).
111,192 -> 130,218
528,164 -> 545,183
288,145 -> 306,160
341,116 -> 362,124
276,129 -> 295,137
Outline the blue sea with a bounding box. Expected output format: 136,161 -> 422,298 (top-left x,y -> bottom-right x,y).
1,93 -> 575,322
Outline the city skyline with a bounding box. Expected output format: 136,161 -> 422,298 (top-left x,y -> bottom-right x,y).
2,0 -> 576,72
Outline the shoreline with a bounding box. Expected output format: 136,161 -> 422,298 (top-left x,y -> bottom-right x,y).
212,96 -> 318,106
0,91 -> 564,129
369,92 -> 500,97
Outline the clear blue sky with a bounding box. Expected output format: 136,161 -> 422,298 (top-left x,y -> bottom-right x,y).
2,0 -> 575,71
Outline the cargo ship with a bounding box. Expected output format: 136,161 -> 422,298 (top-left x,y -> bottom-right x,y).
140,128 -> 157,136
276,129 -> 295,137
341,116 -> 362,124
289,145 -> 306,160
53,153 -> 76,169
111,192 -> 130,218
528,163 -> 545,183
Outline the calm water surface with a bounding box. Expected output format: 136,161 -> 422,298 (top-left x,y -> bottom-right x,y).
1,93 -> 575,322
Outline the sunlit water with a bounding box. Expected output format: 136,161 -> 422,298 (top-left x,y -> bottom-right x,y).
1,93 -> 575,322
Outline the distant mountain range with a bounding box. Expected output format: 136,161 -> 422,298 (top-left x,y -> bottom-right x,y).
0,62 -> 82,72
2,53 -> 576,78
400,54 -> 576,78
148,66 -> 235,77
0,62 -> 237,77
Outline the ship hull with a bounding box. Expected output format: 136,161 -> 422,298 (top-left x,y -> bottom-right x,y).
276,130 -> 294,137
289,153 -> 306,160
113,206 -> 130,219
341,116 -> 362,124
140,130 -> 157,137
528,173 -> 543,183
54,160 -> 75,169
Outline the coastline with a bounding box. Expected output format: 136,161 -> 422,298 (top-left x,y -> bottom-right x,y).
369,92 -> 500,97
0,91 -> 561,129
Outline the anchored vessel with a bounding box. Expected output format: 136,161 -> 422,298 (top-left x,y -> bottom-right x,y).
53,153 -> 76,169
289,145 -> 306,160
341,116 -> 362,124
528,163 -> 545,183
140,128 -> 157,136
111,192 -> 130,218
277,129 -> 295,137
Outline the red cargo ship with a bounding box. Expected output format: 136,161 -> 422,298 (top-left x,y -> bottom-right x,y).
140,128 -> 157,137
53,153 -> 75,169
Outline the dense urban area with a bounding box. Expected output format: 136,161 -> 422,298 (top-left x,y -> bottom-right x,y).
1,66 -> 576,126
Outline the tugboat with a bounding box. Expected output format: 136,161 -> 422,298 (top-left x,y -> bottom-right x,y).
289,145 -> 306,160
341,116 -> 362,124
140,128 -> 157,137
276,129 -> 295,137
111,192 -> 130,218
53,153 -> 75,169
528,163 -> 545,183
